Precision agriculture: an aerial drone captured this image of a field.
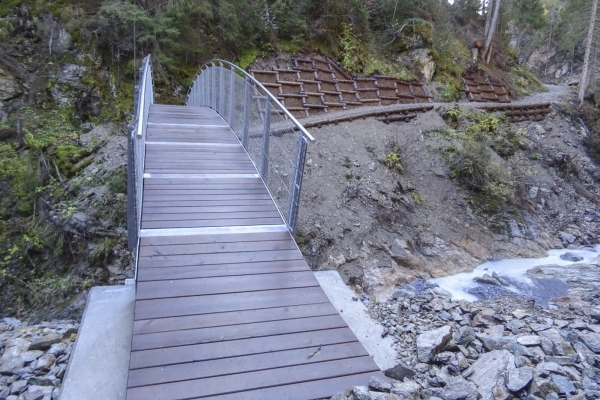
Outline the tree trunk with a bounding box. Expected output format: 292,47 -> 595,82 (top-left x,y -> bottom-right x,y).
483,0 -> 502,63
579,0 -> 599,105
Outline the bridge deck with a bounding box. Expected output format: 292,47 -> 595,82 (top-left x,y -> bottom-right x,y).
127,104 -> 385,400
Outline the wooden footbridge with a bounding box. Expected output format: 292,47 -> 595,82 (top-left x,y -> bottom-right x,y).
126,56 -> 385,399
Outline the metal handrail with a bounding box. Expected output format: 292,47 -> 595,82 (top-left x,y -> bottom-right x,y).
187,60 -> 315,143
127,54 -> 153,281
185,59 -> 314,234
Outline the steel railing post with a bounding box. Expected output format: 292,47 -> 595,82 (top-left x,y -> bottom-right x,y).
260,99 -> 270,181
219,66 -> 225,114
228,68 -> 235,128
241,77 -> 250,150
287,135 -> 308,235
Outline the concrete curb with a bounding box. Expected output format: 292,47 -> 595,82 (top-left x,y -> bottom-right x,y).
314,271 -> 397,370
59,285 -> 135,400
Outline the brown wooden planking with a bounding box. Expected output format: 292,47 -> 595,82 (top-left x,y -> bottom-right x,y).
128,341 -> 367,388
144,169 -> 258,175
142,211 -> 281,222
129,327 -> 359,369
128,105 -> 383,399
141,217 -> 283,229
132,303 -> 337,335
142,205 -> 278,216
138,238 -> 298,257
139,232 -> 290,247
142,193 -> 271,201
127,356 -> 379,399
137,259 -> 309,282
198,372 -> 386,400
131,314 -> 346,351
138,248 -> 303,268
143,179 -> 263,187
136,271 -> 319,300
134,287 -> 331,320
142,199 -> 274,208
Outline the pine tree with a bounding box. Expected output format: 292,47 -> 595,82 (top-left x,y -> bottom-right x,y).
580,0 -> 599,104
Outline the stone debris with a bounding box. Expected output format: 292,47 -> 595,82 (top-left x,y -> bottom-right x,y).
327,280 -> 600,400
0,319 -> 78,400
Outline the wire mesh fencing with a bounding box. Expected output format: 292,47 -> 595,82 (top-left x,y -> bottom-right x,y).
186,60 -> 314,234
127,54 -> 153,249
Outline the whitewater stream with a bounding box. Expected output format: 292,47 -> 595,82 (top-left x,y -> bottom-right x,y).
430,246 -> 600,305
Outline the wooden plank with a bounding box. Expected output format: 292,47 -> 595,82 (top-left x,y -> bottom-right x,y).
144,169 -> 258,175
132,303 -> 336,335
143,178 -> 263,186
136,271 -> 319,300
200,372 -> 385,400
137,259 -> 309,282
142,199 -> 275,207
139,232 -> 290,247
141,218 -> 283,229
141,194 -> 272,202
133,287 -> 330,320
128,327 -> 360,369
142,211 -> 282,222
143,189 -> 269,196
138,249 -> 302,268
127,341 -> 367,388
126,356 -> 379,399
138,239 -> 297,257
143,182 -> 265,189
142,205 -> 277,215
131,314 -> 346,351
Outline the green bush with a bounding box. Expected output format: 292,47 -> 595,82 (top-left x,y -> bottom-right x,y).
384,147 -> 404,173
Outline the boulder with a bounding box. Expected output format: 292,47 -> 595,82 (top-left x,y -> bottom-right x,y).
473,274 -> 502,286
0,67 -> 21,101
391,380 -> 421,400
517,336 -> 542,346
369,376 -> 392,393
506,367 -> 534,392
398,48 -> 435,82
469,350 -> 515,400
384,363 -> 416,381
551,374 -> 576,395
577,331 -> 600,353
560,252 -> 584,262
417,325 -> 453,362
558,232 -> 576,244
352,386 -> 371,400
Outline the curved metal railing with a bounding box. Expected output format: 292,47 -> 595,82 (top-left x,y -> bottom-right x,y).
186,60 -> 314,234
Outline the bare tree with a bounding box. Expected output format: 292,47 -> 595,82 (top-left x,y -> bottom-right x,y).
482,0 -> 502,63
579,0 -> 599,105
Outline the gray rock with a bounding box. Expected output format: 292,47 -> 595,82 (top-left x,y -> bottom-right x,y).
529,323 -> 552,332
454,326 -> 476,346
560,252 -> 584,262
34,354 -> 56,372
352,386 -> 371,400
469,350 -> 515,400
329,392 -> 346,400
391,380 -> 421,400
9,381 -> 27,395
431,287 -> 452,299
544,356 -> 575,366
528,187 -> 539,199
530,377 -> 560,398
28,334 -> 62,351
551,374 -> 576,395
559,232 -> 577,244
23,390 -> 44,400
417,325 -> 453,362
577,331 -> 600,353
591,307 -> 600,322
506,367 -> 534,392
369,376 -> 392,393
517,336 -> 542,346
476,333 -> 533,357
1,318 -> 22,328
393,288 -> 415,300
439,382 -> 476,400
384,363 -> 416,380
473,274 -> 502,286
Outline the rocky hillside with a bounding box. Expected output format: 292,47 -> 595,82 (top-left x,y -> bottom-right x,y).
297,85 -> 600,303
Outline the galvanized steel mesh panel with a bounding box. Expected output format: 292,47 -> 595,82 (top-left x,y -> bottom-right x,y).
186,61 -> 310,233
